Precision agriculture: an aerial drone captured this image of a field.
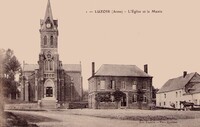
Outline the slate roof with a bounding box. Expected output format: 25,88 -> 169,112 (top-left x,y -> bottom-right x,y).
63,64 -> 81,72
158,72 -> 196,93
94,64 -> 151,77
189,83 -> 200,94
23,64 -> 39,72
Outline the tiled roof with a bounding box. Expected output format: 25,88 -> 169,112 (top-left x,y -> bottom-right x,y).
23,64 -> 39,72
94,64 -> 151,77
158,72 -> 196,93
63,64 -> 81,72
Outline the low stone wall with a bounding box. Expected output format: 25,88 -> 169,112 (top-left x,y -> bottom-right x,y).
5,102 -> 89,110
96,102 -> 151,109
98,102 -> 116,109
4,103 -> 39,110
68,102 -> 88,109
128,103 -> 150,109
128,103 -> 140,109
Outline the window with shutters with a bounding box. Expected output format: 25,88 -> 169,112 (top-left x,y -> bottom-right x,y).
100,80 -> 105,90
132,81 -> 137,90
121,81 -> 126,90
142,81 -> 147,90
132,94 -> 137,103
110,80 -> 115,90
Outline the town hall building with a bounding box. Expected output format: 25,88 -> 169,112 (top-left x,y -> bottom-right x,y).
88,63 -> 153,109
20,0 -> 83,108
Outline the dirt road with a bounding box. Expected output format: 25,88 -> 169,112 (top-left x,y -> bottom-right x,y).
8,110 -> 200,127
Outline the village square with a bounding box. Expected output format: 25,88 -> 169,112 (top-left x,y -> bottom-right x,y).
0,0 -> 200,127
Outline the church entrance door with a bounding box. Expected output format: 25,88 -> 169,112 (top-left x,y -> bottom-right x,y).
41,79 -> 57,108
44,79 -> 55,99
46,87 -> 53,97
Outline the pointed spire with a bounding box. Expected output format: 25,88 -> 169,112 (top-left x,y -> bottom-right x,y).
44,0 -> 53,21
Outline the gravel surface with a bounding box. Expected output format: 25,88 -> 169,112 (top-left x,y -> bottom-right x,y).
7,109 -> 200,127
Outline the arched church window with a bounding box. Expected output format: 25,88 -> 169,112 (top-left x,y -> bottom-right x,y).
44,60 -> 54,71
50,36 -> 53,45
44,36 -> 47,45
45,60 -> 48,70
49,60 -> 54,71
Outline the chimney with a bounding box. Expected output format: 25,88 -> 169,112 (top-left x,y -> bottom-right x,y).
144,64 -> 148,74
92,62 -> 95,76
183,71 -> 187,78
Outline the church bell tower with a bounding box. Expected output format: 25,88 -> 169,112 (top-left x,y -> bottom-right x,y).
38,0 -> 59,103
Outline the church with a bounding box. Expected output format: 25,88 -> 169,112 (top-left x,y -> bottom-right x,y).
20,0 -> 83,108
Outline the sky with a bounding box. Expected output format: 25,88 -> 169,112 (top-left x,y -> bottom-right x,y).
0,0 -> 200,90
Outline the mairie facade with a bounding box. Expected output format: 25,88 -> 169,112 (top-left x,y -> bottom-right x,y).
88,63 -> 153,109
20,0 -> 83,108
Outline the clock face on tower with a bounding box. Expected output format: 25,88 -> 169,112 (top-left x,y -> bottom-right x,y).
46,23 -> 51,28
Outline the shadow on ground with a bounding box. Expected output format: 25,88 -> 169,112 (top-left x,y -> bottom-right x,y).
4,111 -> 60,127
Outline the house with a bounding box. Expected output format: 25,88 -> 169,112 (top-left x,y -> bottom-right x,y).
20,0 -> 83,108
88,62 -> 153,109
156,72 -> 200,109
152,86 -> 159,104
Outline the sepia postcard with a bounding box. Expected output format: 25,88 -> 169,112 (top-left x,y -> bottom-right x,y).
0,0 -> 200,127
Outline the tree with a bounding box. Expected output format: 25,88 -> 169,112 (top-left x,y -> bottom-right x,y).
0,49 -> 5,97
82,90 -> 88,101
112,89 -> 126,109
95,92 -> 112,109
1,49 -> 21,99
0,49 -> 5,124
137,89 -> 146,109
95,93 -> 101,109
